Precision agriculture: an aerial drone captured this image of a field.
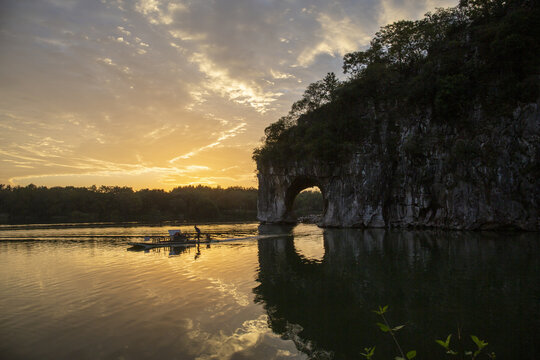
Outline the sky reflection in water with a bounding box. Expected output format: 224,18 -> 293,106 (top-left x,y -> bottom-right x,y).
0,223 -> 538,359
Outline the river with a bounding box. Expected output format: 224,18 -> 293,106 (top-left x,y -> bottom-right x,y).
0,223 -> 538,359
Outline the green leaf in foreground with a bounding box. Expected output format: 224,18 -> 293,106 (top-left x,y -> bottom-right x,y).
406,350 -> 417,359
373,305 -> 389,315
435,334 -> 452,350
471,335 -> 488,349
360,346 -> 375,359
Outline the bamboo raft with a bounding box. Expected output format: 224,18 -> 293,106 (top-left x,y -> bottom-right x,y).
128,229 -> 208,249
128,239 -> 208,249
127,229 -> 281,250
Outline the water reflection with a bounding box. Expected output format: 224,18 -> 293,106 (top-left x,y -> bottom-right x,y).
127,242 -> 219,260
255,227 -> 540,359
0,223 -> 306,360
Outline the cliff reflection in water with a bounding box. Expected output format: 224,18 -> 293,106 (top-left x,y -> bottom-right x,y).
254,226 -> 539,359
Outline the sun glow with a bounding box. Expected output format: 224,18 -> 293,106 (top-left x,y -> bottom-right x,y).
0,0 -> 457,189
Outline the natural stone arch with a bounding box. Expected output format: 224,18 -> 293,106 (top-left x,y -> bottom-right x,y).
256,100 -> 539,230
256,164 -> 333,224
256,160 -> 385,227
283,176 -> 327,222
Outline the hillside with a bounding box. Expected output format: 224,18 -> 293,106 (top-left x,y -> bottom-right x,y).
254,0 -> 539,230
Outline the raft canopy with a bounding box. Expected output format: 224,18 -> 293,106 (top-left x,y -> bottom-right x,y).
168,230 -> 181,237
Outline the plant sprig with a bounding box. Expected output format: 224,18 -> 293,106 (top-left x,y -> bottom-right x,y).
372,305 -> 416,360
435,334 -> 495,359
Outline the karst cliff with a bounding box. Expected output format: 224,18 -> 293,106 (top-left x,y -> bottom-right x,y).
254,1 -> 539,230
256,102 -> 539,230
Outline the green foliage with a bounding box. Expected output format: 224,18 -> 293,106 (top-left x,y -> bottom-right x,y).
395,350 -> 417,360
294,72 -> 342,113
254,0 -> 539,165
365,306 -> 495,359
434,74 -> 471,121
0,184 -> 258,224
370,306 -> 413,360
436,334 -> 495,359
435,334 -> 454,352
292,190 -> 323,217
373,305 -> 389,315
376,322 -> 391,332
360,346 -> 376,359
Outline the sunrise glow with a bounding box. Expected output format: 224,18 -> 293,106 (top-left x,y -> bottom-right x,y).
0,0 -> 456,190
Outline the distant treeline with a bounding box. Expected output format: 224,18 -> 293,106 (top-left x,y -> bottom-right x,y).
0,184 -> 323,225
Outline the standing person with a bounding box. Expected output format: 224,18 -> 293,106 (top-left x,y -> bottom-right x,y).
194,225 -> 201,243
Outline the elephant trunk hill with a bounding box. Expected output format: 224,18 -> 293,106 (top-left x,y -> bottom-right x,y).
254,1 -> 539,230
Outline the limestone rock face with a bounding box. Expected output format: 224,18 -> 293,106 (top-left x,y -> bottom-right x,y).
257,103 -> 539,230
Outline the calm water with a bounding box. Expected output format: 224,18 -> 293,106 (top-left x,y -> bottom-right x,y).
0,223 -> 538,359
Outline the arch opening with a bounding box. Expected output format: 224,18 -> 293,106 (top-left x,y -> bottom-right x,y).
284,176 -> 327,223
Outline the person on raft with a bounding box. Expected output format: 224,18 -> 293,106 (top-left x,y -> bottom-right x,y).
194,225 -> 201,242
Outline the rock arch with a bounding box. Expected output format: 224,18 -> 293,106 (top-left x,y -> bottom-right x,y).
283,176 -> 327,222
256,160 -> 387,227
256,164 -> 333,225
256,133 -> 538,230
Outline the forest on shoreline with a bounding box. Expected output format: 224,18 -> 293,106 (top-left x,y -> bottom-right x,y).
0,184 -> 322,225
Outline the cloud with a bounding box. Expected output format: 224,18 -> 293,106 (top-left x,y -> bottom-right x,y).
134,0 -> 187,25
183,315 -> 303,360
0,0 -> 460,189
296,12 -> 373,66
6,157 -> 215,189
97,57 -> 131,74
170,122 -> 248,162
270,69 -> 296,80
188,52 -> 282,113
378,0 -> 458,25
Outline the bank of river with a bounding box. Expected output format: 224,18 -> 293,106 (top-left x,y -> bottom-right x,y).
0,223 -> 538,359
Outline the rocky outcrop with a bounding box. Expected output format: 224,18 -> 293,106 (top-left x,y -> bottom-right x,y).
257,102 -> 539,230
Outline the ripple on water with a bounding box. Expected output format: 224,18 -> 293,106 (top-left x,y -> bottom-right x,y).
4,223 -> 536,359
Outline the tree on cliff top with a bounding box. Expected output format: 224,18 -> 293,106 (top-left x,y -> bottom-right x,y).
253,0 -> 539,165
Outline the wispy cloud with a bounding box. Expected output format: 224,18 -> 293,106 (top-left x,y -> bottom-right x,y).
170,122 -> 247,162
0,0 -> 458,189
7,157 -> 213,188
296,12 -> 373,67
188,53 -> 282,113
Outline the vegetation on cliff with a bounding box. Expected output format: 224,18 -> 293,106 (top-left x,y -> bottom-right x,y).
253,0 -> 539,164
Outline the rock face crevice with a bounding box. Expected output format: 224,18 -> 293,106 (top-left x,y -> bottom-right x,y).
257,103 -> 539,230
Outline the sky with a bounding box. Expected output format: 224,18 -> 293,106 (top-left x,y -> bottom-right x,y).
0,0 -> 457,190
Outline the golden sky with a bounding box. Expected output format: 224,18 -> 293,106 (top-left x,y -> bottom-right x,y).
0,0 -> 456,190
